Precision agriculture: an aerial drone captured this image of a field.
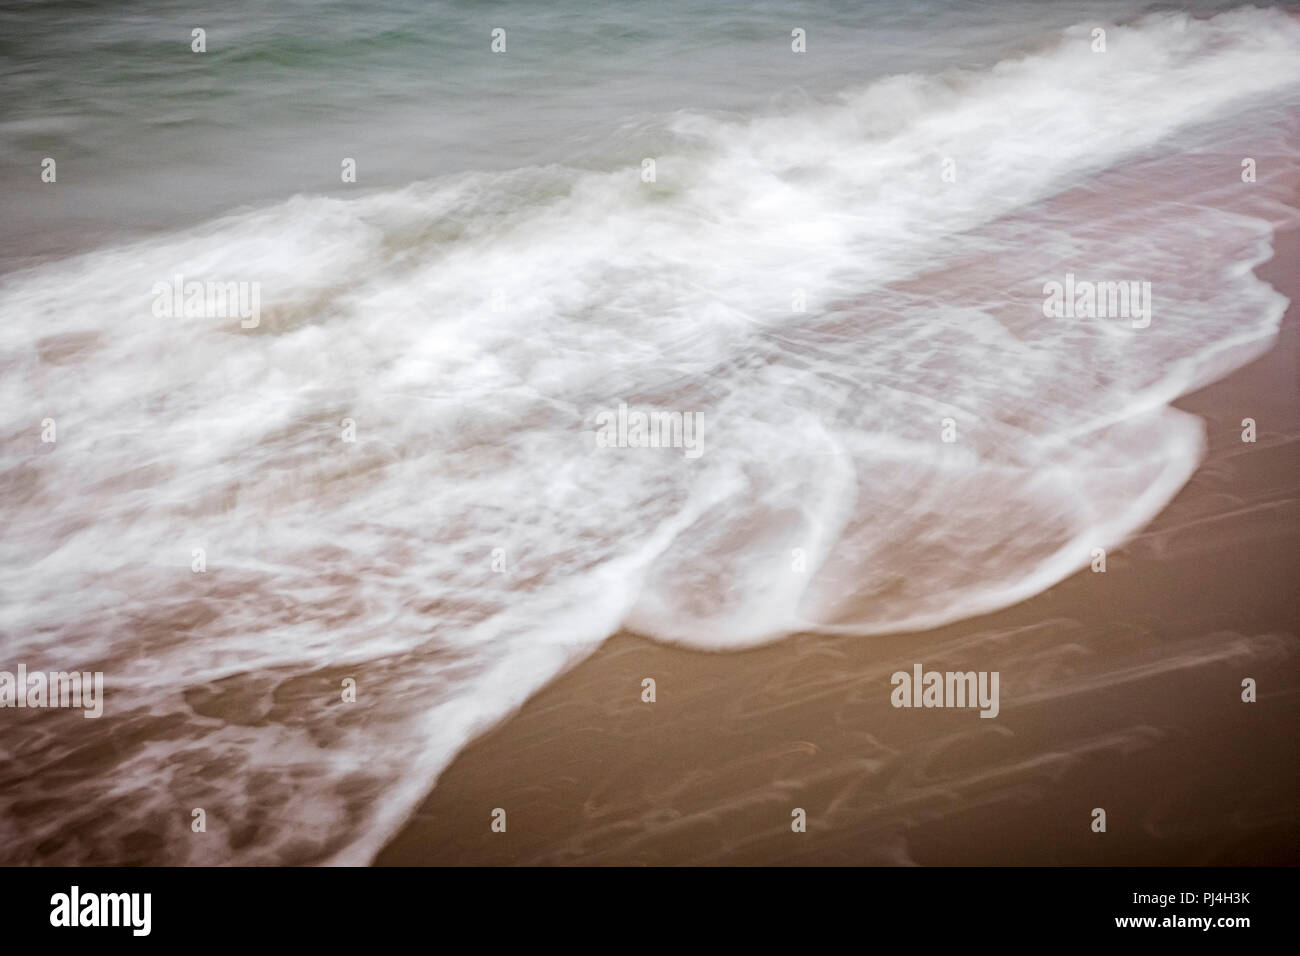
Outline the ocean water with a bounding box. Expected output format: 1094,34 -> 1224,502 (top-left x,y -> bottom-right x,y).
1,0 -> 1299,864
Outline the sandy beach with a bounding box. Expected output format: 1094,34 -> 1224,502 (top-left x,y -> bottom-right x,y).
378,228 -> 1300,866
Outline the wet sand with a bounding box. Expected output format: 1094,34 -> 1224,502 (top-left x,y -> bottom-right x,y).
378,230 -> 1300,866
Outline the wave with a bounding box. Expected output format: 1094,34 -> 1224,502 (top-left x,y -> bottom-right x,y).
1,7 -> 1298,864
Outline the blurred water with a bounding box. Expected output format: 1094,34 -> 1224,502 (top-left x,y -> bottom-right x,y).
0,0 -> 1270,267
0,1 -> 1298,865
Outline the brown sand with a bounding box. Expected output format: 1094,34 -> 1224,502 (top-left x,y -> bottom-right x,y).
377,232 -> 1300,866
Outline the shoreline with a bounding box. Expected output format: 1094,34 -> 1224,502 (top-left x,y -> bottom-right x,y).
376,226 -> 1300,866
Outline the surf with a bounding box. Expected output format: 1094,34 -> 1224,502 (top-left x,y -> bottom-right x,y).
0,6 -> 1298,866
